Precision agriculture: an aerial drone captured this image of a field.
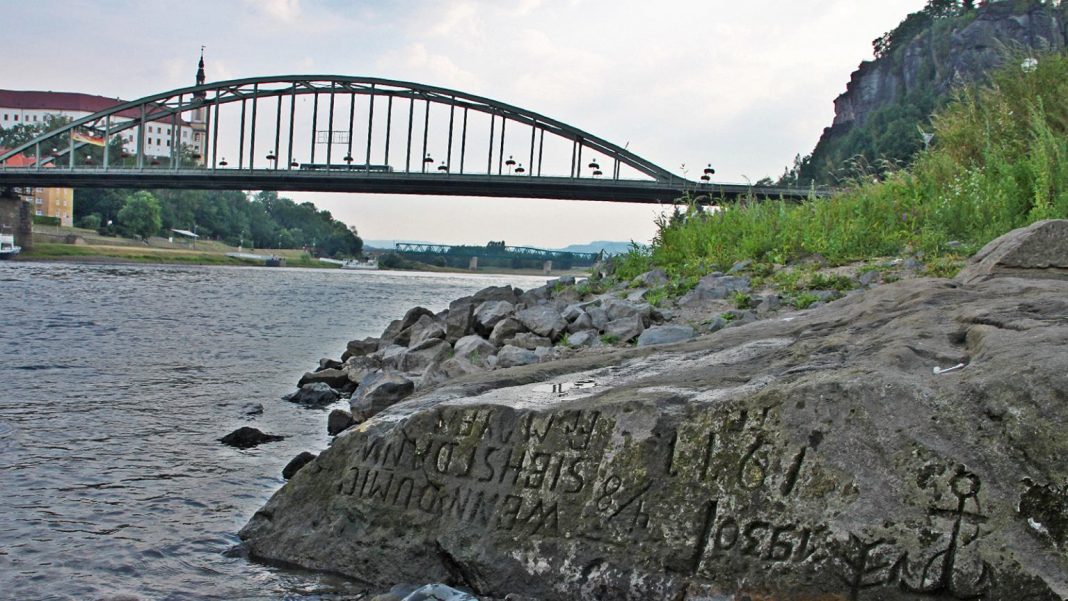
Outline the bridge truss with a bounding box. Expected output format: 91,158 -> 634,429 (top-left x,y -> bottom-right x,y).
0,76 -> 820,202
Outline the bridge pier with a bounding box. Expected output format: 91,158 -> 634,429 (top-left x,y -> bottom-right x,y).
0,187 -> 32,252
468,256 -> 478,271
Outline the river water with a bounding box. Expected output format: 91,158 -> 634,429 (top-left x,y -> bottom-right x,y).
0,261 -> 549,600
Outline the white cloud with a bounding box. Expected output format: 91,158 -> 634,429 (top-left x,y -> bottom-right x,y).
244,0 -> 301,22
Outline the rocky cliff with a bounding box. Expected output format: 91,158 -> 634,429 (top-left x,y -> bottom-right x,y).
239,221 -> 1068,600
802,1 -> 1068,183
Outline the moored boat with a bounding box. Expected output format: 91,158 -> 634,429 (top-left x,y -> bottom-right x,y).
341,258 -> 378,270
0,233 -> 20,260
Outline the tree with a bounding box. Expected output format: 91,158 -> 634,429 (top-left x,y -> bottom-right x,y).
117,191 -> 162,239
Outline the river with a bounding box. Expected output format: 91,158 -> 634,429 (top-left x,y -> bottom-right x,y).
0,261 -> 550,600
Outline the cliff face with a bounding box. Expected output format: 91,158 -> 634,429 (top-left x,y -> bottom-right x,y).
832,3 -> 1066,130
803,1 -> 1068,183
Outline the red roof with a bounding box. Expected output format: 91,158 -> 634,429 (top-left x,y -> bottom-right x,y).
0,148 -> 42,167
0,90 -> 190,125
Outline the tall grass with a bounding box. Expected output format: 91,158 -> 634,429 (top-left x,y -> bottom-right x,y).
617,52 -> 1068,281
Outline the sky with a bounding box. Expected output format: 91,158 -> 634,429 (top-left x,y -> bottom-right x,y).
2,0 -> 926,247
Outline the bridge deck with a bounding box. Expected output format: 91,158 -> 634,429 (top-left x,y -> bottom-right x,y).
0,169 -> 822,203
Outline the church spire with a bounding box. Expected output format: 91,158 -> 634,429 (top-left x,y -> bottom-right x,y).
193,47 -> 206,99
196,47 -> 206,87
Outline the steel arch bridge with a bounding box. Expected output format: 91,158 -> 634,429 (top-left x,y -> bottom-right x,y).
0,75 -> 819,202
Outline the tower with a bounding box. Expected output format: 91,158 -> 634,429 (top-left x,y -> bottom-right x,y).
190,48 -> 208,165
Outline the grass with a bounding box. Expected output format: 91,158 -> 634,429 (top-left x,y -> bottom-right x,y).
612,51 -> 1068,283
22,242 -> 332,268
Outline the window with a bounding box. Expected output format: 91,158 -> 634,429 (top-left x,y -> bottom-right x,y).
166,140 -> 170,147
35,198 -> 42,205
2,114 -> 7,121
13,114 -> 18,121
36,210 -> 43,216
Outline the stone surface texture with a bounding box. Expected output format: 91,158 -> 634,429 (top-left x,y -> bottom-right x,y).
242,267 -> 1068,600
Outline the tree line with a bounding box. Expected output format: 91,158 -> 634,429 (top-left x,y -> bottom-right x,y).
75,189 -> 363,257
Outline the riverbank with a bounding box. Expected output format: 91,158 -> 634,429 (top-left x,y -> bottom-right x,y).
240,220 -> 1068,600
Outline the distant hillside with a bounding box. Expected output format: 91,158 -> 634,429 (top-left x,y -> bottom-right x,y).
784,0 -> 1068,185
365,239 -> 637,255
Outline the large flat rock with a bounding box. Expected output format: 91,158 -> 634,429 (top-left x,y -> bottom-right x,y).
240,276 -> 1068,600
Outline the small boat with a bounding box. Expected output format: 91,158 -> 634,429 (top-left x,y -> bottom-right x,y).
341,258 -> 378,270
0,233 -> 20,260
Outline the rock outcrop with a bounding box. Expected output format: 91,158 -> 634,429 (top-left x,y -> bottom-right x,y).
241,224 -> 1068,599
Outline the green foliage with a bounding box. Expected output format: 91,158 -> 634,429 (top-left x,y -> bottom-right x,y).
32,215 -> 61,226
116,191 -> 162,239
76,214 -> 101,230
792,293 -> 823,310
599,334 -> 620,345
731,292 -> 753,310
635,52 -> 1068,283
74,188 -> 362,255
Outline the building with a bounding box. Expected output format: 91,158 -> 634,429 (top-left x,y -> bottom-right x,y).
0,52 -> 208,163
0,150 -> 74,226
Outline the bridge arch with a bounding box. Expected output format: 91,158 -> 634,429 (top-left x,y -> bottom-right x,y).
0,75 -> 677,182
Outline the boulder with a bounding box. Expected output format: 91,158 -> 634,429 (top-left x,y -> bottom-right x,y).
566,329 -> 598,347
488,317 -> 526,346
453,335 -> 497,364
632,268 -> 668,287
398,340 -> 451,373
282,452 -> 317,480
407,315 -> 446,349
241,402 -> 264,416
958,219 -> 1068,283
345,337 -> 379,358
548,275 -> 576,287
242,270 -> 1068,601
561,303 -> 586,323
636,324 -> 696,347
378,319 -> 409,348
473,285 -> 518,303
422,355 -> 487,389
283,382 -> 340,407
678,274 -> 751,306
566,311 -> 594,334
350,371 -> 415,421
602,298 -> 641,322
495,345 -> 539,368
297,368 -> 350,390
327,409 -> 357,436
372,345 -> 409,370
516,285 -> 552,307
515,305 -> 567,340
344,355 -> 379,385
586,305 -> 610,331
506,332 -> 552,350
317,358 -> 344,371
219,426 -> 283,449
602,314 -> 645,343
473,300 -> 515,335
445,297 -> 476,344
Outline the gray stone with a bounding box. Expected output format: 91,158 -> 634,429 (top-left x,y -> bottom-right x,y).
566,329 -> 597,347
344,355 -> 379,385
515,305 -> 567,340
401,584 -> 477,601
472,285 -> 518,303
241,402 -> 263,416
728,259 -> 752,273
506,332 -> 552,350
602,298 -> 641,321
378,319 -> 408,348
724,310 -> 759,327
632,268 -> 668,287
902,257 -> 924,271
473,300 -> 515,335
858,269 -> 881,287
345,337 -> 379,358
756,293 -> 781,313
398,340 -> 451,373
421,355 -> 487,388
516,285 -> 552,307
349,371 -> 415,420
636,324 -> 696,347
445,297 -> 475,344
566,311 -> 594,333
318,358 -> 344,371
809,289 -> 839,302
453,335 -> 496,363
561,303 -> 586,322
297,368 -> 350,390
958,219 -> 1068,283
586,305 -> 610,331
327,409 -> 356,436
283,382 -> 340,407
603,314 -> 645,343
407,315 -> 445,348
705,315 -> 728,333
371,344 -> 408,370
282,452 -> 317,480
242,268 -> 1068,601
533,346 -> 553,362
488,317 -> 526,346
495,345 -> 539,368
219,426 -> 283,449
678,274 -> 751,306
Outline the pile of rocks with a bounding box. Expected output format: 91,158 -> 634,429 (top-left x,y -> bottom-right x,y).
281,275 -> 719,435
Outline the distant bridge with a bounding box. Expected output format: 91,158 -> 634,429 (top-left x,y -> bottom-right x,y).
392,242 -> 600,270
0,75 -> 823,203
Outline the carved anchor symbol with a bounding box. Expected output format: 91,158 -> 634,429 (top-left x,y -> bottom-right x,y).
902,471 -> 992,599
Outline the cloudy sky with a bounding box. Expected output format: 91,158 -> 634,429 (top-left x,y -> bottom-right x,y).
3,0 -> 925,247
